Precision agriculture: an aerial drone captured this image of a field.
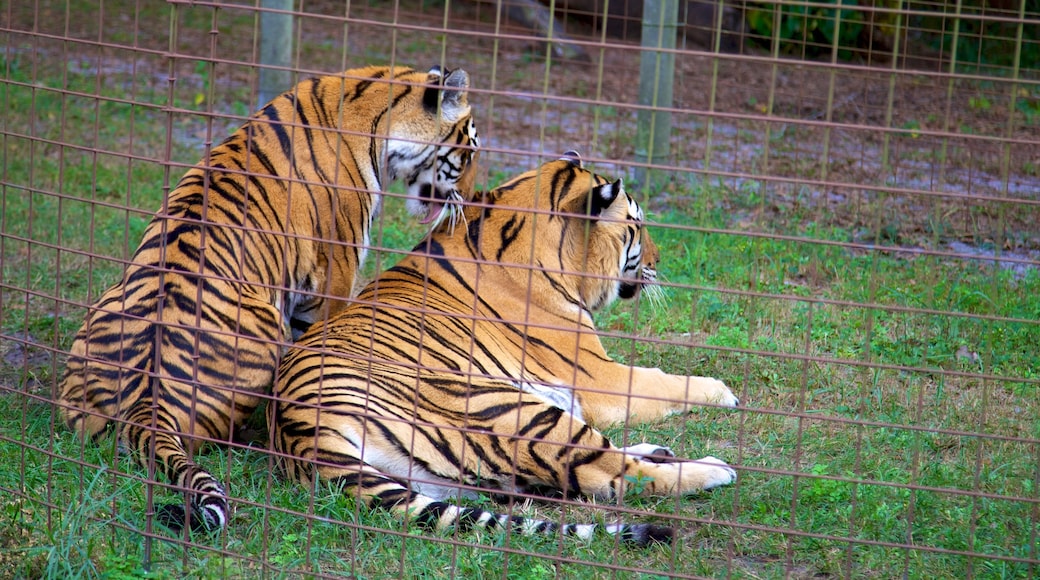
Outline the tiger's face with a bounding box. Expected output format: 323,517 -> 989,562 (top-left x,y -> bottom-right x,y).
383,66 -> 480,231
619,227 -> 660,301
471,153 -> 658,313
581,174 -> 658,308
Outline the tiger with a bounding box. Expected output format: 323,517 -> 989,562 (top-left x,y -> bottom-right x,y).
56,64 -> 481,534
270,153 -> 740,546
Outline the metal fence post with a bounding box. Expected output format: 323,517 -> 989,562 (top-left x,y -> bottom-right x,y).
258,0 -> 294,108
635,0 -> 678,188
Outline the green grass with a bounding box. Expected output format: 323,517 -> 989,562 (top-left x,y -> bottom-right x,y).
592,186 -> 1040,578
4,168 -> 1038,578
3,3 -> 1040,578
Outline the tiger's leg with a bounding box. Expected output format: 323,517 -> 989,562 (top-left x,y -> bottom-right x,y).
571,364 -> 739,426
57,310 -> 154,439
485,400 -> 737,500
58,358 -> 141,439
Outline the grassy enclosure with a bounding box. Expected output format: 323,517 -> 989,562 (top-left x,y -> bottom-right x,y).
2,0 -> 1039,578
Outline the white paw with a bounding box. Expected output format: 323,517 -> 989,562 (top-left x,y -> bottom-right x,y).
692,455 -> 737,489
620,443 -> 675,462
707,379 -> 740,408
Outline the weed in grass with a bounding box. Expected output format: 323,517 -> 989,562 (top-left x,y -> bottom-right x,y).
19,467 -> 140,580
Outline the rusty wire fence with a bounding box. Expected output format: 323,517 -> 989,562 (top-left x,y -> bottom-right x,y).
2,0 -> 1039,578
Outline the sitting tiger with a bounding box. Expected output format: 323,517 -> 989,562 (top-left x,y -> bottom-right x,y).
56,64 -> 480,534
270,153 -> 739,546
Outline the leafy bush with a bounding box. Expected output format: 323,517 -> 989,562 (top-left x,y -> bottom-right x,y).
745,0 -> 868,59
744,1 -> 1039,71
917,0 -> 1040,72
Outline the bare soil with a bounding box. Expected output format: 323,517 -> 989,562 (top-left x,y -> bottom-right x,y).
4,0 -> 1038,258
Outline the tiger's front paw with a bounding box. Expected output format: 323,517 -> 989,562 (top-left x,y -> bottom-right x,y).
691,455 -> 737,490
684,377 -> 740,409
662,455 -> 737,494
620,443 -> 676,463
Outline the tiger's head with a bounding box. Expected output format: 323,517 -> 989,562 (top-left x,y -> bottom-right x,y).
382,66 -> 480,232
467,152 -> 659,313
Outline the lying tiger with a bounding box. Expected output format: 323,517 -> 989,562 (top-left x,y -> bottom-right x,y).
270,154 -> 739,545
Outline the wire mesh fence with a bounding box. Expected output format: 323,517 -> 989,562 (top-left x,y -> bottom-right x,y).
1,0 -> 1038,578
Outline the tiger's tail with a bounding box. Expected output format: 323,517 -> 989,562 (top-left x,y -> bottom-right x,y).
316,463 -> 676,547
154,468 -> 230,534
122,404 -> 231,534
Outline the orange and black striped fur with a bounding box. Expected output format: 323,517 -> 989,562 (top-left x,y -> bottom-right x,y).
57,65 -> 480,533
270,154 -> 739,546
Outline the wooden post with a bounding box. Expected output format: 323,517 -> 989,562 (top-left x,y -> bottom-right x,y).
635,0 -> 678,187
257,0 -> 293,108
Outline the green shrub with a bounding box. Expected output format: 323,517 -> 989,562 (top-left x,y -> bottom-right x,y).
745,0 -> 868,59
917,0 -> 1040,72
745,1 -> 1039,71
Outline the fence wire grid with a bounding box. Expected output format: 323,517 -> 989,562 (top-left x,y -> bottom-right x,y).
2,0 -> 1039,578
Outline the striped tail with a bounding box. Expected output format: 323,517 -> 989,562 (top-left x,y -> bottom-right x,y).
124,416 -> 232,534
154,473 -> 230,534
329,473 -> 675,547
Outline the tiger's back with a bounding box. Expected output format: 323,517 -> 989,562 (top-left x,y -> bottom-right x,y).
57,64 -> 479,533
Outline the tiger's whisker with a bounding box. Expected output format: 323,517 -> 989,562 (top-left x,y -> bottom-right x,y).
448,191 -> 468,234
429,190 -> 467,236
641,268 -> 665,309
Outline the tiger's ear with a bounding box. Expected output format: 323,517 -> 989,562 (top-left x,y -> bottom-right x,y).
442,68 -> 470,108
587,178 -> 624,217
559,150 -> 582,168
423,66 -> 470,120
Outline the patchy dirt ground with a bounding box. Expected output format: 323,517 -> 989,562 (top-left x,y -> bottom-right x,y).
4,0 -> 1038,259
